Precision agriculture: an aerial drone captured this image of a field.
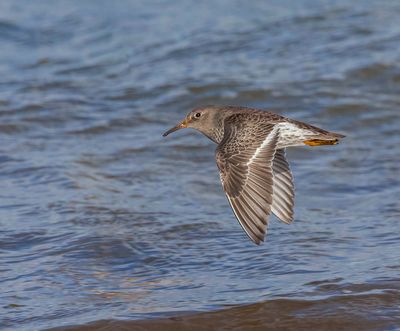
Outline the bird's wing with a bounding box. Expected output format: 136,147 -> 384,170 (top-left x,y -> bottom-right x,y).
271,149 -> 295,224
216,116 -> 279,244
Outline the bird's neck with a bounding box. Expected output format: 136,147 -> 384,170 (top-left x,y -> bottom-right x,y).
201,126 -> 224,144
197,113 -> 226,144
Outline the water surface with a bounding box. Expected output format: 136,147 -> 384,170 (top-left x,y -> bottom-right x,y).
0,1 -> 399,330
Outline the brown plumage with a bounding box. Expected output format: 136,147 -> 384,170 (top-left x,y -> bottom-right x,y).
163,105 -> 345,245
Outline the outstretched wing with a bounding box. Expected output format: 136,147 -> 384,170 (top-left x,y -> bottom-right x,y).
216,116 -> 280,244
271,149 -> 295,224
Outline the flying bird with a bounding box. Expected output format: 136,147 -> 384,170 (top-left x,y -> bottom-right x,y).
163,106 -> 345,245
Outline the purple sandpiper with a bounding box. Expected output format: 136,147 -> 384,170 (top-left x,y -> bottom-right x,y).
163,105 -> 345,245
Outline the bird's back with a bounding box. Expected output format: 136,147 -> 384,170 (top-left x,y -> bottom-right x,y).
219,106 -> 344,148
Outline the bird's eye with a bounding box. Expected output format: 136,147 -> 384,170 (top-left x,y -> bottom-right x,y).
195,112 -> 201,118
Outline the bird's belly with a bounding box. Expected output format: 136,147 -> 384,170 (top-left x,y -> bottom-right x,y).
276,122 -> 314,149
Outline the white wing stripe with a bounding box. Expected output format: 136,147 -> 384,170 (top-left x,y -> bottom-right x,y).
246,127 -> 278,166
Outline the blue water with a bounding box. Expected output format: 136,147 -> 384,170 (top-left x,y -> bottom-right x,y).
0,1 -> 399,330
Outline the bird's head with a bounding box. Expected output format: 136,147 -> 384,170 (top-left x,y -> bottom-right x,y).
162,106 -> 221,137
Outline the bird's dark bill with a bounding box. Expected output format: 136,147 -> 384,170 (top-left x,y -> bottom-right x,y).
162,120 -> 187,137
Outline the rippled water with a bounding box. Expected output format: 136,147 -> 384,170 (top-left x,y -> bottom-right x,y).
1,1 -> 400,330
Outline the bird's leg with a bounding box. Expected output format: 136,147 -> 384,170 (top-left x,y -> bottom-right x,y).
304,139 -> 339,146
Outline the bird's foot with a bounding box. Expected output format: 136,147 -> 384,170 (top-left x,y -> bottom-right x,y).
304,139 -> 339,146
